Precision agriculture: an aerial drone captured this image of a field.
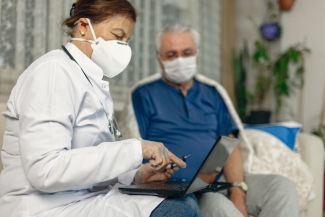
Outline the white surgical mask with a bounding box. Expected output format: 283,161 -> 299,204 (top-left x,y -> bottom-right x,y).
71,18 -> 132,78
161,56 -> 197,84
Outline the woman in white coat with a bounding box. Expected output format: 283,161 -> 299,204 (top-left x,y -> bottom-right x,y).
0,0 -> 202,216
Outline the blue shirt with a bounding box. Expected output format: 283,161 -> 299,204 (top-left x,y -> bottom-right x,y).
132,78 -> 238,181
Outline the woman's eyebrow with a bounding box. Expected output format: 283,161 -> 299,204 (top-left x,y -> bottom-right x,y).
111,28 -> 126,36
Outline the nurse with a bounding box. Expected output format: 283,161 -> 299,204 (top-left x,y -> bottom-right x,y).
0,0 -> 202,216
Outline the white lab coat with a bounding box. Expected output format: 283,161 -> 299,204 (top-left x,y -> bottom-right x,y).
0,43 -> 164,217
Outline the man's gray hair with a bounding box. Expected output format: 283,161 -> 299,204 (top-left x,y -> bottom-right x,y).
155,23 -> 200,53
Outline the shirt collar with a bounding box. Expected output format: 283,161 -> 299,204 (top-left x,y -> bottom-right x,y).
160,78 -> 198,95
64,42 -> 104,81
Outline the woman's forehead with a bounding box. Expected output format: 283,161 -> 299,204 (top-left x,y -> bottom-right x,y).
100,16 -> 135,35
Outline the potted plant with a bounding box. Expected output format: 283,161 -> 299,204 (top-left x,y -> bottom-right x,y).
278,0 -> 296,11
236,1 -> 309,124
233,41 -> 249,122
260,23 -> 282,41
246,39 -> 310,123
272,44 -> 310,116
246,39 -> 273,124
242,0 -> 310,123
260,0 -> 282,42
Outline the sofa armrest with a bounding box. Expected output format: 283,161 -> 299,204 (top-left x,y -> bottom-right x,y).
298,132 -> 324,217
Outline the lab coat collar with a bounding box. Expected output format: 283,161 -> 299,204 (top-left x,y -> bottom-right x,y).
64,42 -> 104,81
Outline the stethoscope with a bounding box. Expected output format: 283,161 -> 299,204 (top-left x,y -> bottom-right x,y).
62,45 -> 122,140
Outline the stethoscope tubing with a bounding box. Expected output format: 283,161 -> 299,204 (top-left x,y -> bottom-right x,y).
62,45 -> 122,140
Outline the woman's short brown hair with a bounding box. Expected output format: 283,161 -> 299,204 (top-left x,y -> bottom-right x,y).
63,0 -> 137,36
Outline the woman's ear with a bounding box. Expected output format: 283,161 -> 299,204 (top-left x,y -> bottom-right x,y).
77,18 -> 89,36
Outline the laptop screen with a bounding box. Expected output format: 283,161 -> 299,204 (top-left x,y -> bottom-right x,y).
185,135 -> 238,194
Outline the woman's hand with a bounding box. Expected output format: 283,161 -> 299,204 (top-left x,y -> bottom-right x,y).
141,139 -> 186,172
134,163 -> 179,184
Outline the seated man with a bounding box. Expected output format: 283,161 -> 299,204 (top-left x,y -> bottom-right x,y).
122,23 -> 299,217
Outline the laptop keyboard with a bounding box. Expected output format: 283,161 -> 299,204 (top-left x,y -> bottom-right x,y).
135,182 -> 189,191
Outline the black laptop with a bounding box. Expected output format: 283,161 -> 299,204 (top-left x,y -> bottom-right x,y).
118,135 -> 238,198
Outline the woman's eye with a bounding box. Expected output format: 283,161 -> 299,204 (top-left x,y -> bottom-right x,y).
113,34 -> 123,40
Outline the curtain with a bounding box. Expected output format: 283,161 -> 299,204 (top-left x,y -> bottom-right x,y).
0,0 -> 74,96
0,0 -> 222,108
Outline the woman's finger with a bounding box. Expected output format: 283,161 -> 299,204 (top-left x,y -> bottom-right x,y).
165,168 -> 174,175
164,172 -> 172,178
164,169 -> 174,178
150,162 -> 168,173
168,151 -> 186,168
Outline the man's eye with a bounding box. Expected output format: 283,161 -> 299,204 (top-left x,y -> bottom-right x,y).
166,53 -> 177,58
183,51 -> 194,56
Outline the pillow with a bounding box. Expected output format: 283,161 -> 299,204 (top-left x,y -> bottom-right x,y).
244,121 -> 302,150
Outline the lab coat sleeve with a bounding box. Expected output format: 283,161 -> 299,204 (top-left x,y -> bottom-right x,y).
118,169 -> 138,185
18,59 -> 143,193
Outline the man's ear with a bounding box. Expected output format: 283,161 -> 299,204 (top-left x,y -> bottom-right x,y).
156,53 -> 164,71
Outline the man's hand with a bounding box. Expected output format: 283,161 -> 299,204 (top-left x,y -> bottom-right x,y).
229,187 -> 249,217
133,163 -> 179,184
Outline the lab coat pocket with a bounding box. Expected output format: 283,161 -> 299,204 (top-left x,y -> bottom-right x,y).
104,184 -> 164,217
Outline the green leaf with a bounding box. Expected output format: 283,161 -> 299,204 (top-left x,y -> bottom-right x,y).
290,50 -> 300,63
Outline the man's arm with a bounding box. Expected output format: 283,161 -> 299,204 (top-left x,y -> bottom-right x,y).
223,144 -> 244,183
223,135 -> 249,217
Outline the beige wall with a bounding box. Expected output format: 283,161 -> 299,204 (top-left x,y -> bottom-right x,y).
235,0 -> 325,132
281,0 -> 325,132
235,0 -> 265,50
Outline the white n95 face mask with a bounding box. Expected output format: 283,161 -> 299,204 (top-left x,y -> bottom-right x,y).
162,56 -> 197,84
71,18 -> 132,78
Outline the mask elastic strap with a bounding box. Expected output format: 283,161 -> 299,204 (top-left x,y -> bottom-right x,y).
85,18 -> 98,43
70,18 -> 97,44
70,38 -> 96,44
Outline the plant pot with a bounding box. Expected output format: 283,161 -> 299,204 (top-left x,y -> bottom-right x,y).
246,110 -> 271,124
260,23 -> 282,41
278,0 -> 295,11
